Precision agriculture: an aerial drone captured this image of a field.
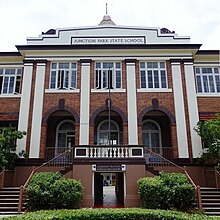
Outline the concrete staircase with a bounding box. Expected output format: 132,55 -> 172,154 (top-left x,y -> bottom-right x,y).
201,187 -> 220,216
0,187 -> 25,215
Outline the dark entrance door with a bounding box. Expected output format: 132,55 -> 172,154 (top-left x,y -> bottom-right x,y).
94,173 -> 103,205
116,172 -> 124,205
94,172 -> 124,207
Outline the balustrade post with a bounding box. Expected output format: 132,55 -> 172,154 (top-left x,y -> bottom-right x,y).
125,148 -> 128,157
94,148 -> 97,157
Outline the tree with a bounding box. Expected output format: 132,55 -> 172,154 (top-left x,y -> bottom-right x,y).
0,127 -> 26,170
195,114 -> 220,163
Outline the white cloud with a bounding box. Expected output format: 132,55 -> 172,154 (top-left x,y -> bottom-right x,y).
0,0 -> 219,51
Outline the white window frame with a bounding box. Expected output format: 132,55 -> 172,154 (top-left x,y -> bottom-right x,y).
195,66 -> 220,95
0,68 -> 22,95
94,62 -> 122,90
49,62 -> 77,90
97,120 -> 120,145
142,119 -> 162,155
139,61 -> 168,90
55,120 -> 75,153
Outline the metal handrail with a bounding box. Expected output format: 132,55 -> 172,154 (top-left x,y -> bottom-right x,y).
144,147 -> 202,210
18,146 -> 75,212
144,147 -> 184,172
0,167 -> 5,189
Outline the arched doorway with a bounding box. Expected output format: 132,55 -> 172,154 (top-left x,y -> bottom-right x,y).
97,120 -> 119,145
45,110 -> 75,160
93,110 -> 123,145
142,120 -> 162,154
55,120 -> 75,154
141,110 -> 172,159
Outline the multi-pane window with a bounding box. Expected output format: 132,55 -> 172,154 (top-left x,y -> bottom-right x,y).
195,67 -> 220,94
95,62 -> 122,89
50,63 -> 77,90
0,68 -> 22,95
140,62 -> 167,89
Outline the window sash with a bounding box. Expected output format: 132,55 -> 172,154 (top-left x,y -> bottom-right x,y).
140,62 -> 167,89
0,68 -> 21,95
95,62 -> 122,89
50,63 -> 77,90
195,67 -> 220,93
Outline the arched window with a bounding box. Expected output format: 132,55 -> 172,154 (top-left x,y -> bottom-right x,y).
97,120 -> 119,145
56,120 -> 75,153
142,120 -> 162,154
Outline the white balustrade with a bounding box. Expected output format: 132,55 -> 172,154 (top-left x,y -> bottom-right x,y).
74,146 -> 143,158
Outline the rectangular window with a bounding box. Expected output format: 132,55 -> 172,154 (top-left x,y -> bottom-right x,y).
0,68 -> 22,95
140,61 -> 167,89
95,62 -> 122,90
50,62 -> 77,90
195,67 -> 220,94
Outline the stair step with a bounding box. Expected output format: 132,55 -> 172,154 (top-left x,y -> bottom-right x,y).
1,187 -> 20,190
201,190 -> 220,193
0,195 -> 19,198
0,212 -> 21,215
0,191 -> 20,195
201,199 -> 220,202
201,195 -> 220,198
202,203 -> 220,206
204,212 -> 220,216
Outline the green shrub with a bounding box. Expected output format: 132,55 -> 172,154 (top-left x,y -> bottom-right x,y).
137,176 -> 162,209
26,172 -> 84,210
138,173 -> 195,211
51,178 -> 84,209
26,172 -> 62,210
4,208 -> 215,220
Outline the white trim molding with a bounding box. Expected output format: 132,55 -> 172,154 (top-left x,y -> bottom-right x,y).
17,63 -> 33,154
79,63 -> 91,145
184,62 -> 202,158
126,62 -> 138,144
29,63 -> 46,158
171,62 -> 189,158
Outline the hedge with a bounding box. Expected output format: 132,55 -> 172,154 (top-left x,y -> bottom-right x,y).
138,173 -> 195,210
3,208 -> 217,220
26,172 -> 84,210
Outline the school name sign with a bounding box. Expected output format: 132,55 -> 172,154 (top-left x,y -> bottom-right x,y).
71,36 -> 146,45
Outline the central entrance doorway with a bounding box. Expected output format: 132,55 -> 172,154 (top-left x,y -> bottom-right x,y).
94,172 -> 124,208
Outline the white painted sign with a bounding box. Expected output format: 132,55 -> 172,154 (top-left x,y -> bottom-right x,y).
71,37 -> 146,45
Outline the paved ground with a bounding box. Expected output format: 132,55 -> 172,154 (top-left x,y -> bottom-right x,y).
103,186 -> 117,207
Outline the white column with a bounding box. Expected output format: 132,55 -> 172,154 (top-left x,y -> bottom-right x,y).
171,61 -> 189,158
29,63 -> 46,158
79,63 -> 91,145
184,61 -> 202,158
126,62 -> 138,144
17,62 -> 33,154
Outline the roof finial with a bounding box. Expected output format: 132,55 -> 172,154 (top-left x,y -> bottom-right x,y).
106,3 -> 108,15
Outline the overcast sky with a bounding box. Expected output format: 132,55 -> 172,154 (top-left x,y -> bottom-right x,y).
0,0 -> 219,51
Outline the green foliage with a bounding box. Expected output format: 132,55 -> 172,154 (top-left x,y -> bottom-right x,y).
3,208 -> 215,220
138,173 -> 195,211
51,178 -> 84,209
26,172 -> 84,210
137,176 -> 162,209
0,127 -> 26,170
195,114 -> 220,163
